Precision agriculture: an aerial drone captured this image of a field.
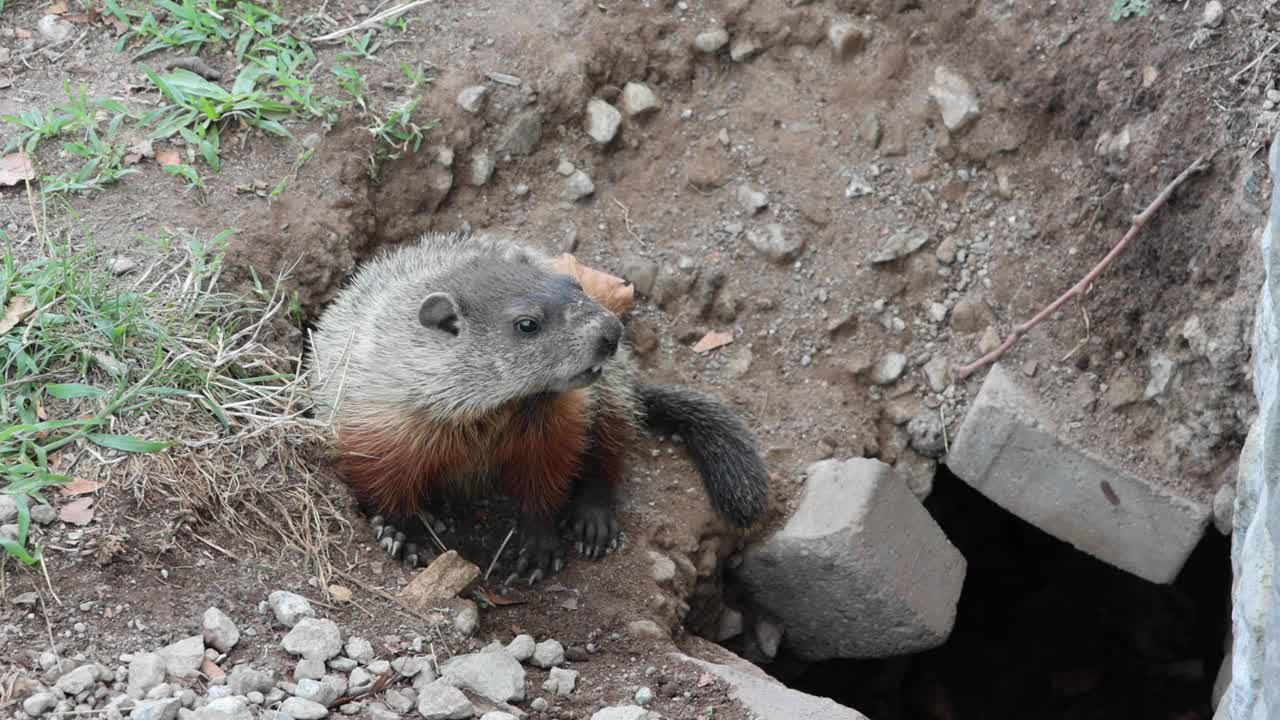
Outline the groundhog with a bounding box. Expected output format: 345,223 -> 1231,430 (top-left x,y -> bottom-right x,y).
305,231 -> 768,583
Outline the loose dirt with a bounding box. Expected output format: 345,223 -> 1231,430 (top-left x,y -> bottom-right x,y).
1,0 -> 1274,717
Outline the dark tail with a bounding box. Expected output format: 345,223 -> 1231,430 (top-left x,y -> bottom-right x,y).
637,383 -> 769,528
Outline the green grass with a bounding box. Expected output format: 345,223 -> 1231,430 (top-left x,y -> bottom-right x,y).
1109,0 -> 1151,21
3,1 -> 437,193
0,220 -> 304,565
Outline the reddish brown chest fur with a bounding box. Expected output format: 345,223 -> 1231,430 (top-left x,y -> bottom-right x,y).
333,390 -> 606,522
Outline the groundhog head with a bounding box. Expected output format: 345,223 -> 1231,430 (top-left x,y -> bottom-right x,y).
416,254 -> 624,405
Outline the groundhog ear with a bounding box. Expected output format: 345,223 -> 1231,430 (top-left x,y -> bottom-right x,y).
419,292 -> 461,336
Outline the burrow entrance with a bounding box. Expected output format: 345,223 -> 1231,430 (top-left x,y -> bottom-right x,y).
722,466 -> 1231,720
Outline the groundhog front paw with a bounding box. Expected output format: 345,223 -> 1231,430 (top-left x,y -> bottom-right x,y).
508,515 -> 564,586
567,498 -> 619,561
369,515 -> 428,569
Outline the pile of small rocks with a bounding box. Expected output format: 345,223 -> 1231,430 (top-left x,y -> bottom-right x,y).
15,589 -> 663,720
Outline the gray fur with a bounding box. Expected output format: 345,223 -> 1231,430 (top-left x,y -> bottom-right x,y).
306,231 -> 637,428
305,230 -> 766,529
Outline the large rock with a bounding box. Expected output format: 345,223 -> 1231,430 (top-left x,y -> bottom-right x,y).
442,648 -> 525,703
736,458 -> 965,660
948,363 -> 1211,584
128,653 -> 168,696
417,680 -> 474,719
1228,129 -> 1280,720
268,590 -> 315,627
282,619 -> 343,661
202,608 -> 239,653
157,636 -> 204,679
927,66 -> 981,132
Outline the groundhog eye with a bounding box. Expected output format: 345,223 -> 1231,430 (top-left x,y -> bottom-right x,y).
515,318 -> 540,334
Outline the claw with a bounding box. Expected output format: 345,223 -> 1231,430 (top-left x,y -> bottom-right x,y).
379,534 -> 396,555
528,568 -> 544,586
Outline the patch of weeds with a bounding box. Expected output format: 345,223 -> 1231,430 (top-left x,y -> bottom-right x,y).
384,15 -> 413,32
1109,0 -> 1151,21
104,0 -> 236,60
163,162 -> 206,192
141,65 -> 292,170
3,82 -> 138,194
401,62 -> 433,90
369,97 -> 430,160
333,65 -> 368,113
338,31 -> 381,61
0,226 -> 307,564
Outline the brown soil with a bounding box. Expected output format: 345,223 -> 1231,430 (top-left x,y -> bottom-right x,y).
0,0 -> 1273,717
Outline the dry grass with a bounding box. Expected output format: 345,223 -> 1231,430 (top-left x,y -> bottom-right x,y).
1,186 -> 354,591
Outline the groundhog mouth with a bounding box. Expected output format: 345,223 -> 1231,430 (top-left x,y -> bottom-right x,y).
557,362 -> 605,391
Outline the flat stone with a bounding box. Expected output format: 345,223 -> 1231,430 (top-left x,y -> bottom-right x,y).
282,619 -> 343,661
564,170 -> 595,201
344,637 -> 374,664
457,85 -> 489,114
23,692 -> 56,717
694,28 -> 729,53
586,98 -> 622,144
442,648 -> 525,702
737,458 -> 966,660
0,495 -> 16,523
745,224 -> 804,264
505,634 -> 535,662
202,608 -> 239,654
55,664 -> 98,695
416,680 -> 474,720
158,636 -> 204,679
280,697 -> 329,719
295,658 -> 326,681
37,15 -> 72,43
228,665 -> 274,695
295,678 -> 340,707
947,363 -> 1212,583
621,83 -> 661,117
870,353 -> 908,386
545,667 -> 578,696
468,150 -> 496,187
736,185 -> 768,213
268,591 -> 315,627
398,551 -> 480,609
531,639 -> 565,669
927,66 -> 981,132
132,698 -> 181,720
194,697 -> 252,720
827,22 -> 867,59
871,232 -> 930,264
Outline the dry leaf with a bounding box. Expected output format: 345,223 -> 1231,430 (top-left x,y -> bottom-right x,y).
328,584 -> 353,603
156,149 -> 181,166
549,254 -> 635,316
692,330 -> 734,354
35,395 -> 47,422
201,659 -> 225,680
124,138 -> 154,165
60,477 -> 102,496
698,672 -> 714,687
475,588 -> 526,607
15,28 -> 31,40
49,2 -> 69,14
106,17 -> 127,35
60,496 -> 95,526
0,152 -> 35,187
0,295 -> 35,335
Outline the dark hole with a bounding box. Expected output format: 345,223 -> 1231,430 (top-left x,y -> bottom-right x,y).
753,464 -> 1230,720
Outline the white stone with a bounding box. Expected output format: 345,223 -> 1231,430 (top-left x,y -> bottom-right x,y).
621,83 -> 661,117
586,98 -> 622,144
927,66 -> 981,132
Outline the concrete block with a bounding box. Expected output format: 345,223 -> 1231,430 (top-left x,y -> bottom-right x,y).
947,363 -> 1211,584
736,457 -> 966,660
676,638 -> 869,720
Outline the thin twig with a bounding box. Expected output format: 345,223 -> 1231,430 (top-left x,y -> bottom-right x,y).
1232,40 -> 1280,83
309,0 -> 430,42
955,154 -> 1210,379
485,527 -> 515,582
